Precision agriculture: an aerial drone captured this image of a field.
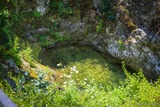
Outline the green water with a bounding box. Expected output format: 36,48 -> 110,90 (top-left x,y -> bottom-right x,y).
40,46 -> 125,87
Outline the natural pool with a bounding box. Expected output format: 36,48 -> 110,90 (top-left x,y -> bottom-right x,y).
40,45 -> 125,87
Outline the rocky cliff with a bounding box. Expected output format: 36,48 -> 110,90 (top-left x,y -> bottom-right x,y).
41,0 -> 160,80
1,0 -> 160,80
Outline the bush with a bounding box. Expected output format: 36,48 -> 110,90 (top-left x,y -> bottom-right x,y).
39,35 -> 51,47
100,0 -> 116,21
50,1 -> 72,17
0,5 -> 13,56
1,62 -> 160,107
0,1 -> 21,66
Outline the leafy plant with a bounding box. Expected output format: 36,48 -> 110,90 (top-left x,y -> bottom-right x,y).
50,1 -> 72,17
39,35 -> 51,47
33,10 -> 41,18
53,32 -> 71,43
118,39 -> 124,50
1,63 -> 160,106
0,5 -> 13,54
96,20 -> 104,33
100,0 -> 116,21
0,1 -> 21,66
18,44 -> 35,67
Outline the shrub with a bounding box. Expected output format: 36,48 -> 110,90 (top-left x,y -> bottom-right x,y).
54,32 -> 71,43
39,35 -> 51,47
0,1 -> 21,66
18,44 -> 35,67
1,62 -> 160,107
100,0 -> 116,21
0,6 -> 13,56
96,20 -> 104,33
118,39 -> 124,50
49,1 -> 72,17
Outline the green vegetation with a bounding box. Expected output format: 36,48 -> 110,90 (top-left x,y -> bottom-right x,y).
19,44 -> 35,67
40,46 -> 125,87
1,62 -> 160,107
39,35 -> 51,47
96,20 -> 104,33
0,2 -> 13,57
118,39 -> 124,50
50,1 -> 72,17
53,32 -> 71,43
1,1 -> 160,107
100,0 -> 116,21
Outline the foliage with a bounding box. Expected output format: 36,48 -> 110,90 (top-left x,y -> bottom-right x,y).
0,2 -> 13,56
32,10 -> 41,18
100,0 -> 116,21
39,35 -> 51,47
17,70 -> 50,92
105,61 -> 160,106
0,1 -> 22,66
96,20 -> 104,33
118,39 -> 124,50
18,44 -> 34,67
0,1 -> 160,107
54,32 -> 71,43
1,63 -> 160,106
7,37 -> 21,66
50,1 -> 72,17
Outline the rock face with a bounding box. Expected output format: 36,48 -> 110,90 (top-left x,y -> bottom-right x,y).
55,0 -> 160,80
16,0 -> 160,80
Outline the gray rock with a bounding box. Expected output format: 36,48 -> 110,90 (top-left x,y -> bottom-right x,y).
142,47 -> 150,52
68,21 -> 84,33
25,32 -> 31,37
93,0 -> 101,8
36,0 -> 50,15
155,64 -> 160,75
31,27 -> 49,35
27,35 -> 37,42
6,59 -> 20,74
59,20 -> 72,29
